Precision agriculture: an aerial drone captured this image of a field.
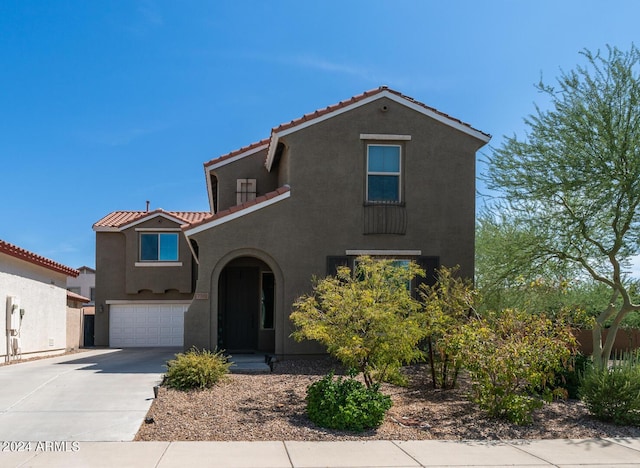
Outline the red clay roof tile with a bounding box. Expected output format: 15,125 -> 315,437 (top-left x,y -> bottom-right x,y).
93,209 -> 210,230
184,185 -> 291,231
203,138 -> 270,168
270,86 -> 489,138
0,239 -> 79,277
204,87 -> 489,175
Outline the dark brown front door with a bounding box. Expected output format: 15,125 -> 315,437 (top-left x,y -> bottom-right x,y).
219,266 -> 260,351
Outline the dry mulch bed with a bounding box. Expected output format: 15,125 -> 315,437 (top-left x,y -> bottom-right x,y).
135,359 -> 640,441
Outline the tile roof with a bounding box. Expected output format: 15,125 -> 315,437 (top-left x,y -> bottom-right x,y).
270,86 -> 490,137
202,86 -> 491,174
184,185 -> 290,232
0,239 -> 79,277
204,138 -> 270,168
93,209 -> 210,230
264,86 -> 491,171
67,290 -> 91,303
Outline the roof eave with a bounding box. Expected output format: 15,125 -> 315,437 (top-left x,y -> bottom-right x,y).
383,92 -> 491,143
206,142 -> 269,171
184,188 -> 291,237
265,133 -> 280,172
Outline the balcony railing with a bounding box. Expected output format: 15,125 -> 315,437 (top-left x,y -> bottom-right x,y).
363,202 -> 407,234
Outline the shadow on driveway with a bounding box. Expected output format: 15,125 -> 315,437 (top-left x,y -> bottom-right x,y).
57,347 -> 181,374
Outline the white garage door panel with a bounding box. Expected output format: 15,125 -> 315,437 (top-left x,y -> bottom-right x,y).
110,304 -> 186,347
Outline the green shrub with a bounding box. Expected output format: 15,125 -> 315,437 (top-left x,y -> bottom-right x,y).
579,352 -> 640,425
306,371 -> 392,432
291,256 -> 428,388
164,348 -> 231,390
459,309 -> 576,424
419,266 -> 478,390
549,352 -> 591,400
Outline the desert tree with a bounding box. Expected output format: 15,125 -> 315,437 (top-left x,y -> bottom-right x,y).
485,45 -> 640,368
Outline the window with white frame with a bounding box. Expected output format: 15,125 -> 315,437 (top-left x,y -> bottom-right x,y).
140,233 -> 179,261
366,144 -> 401,203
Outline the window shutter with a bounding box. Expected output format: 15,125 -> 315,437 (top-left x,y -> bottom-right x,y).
416,256 -> 439,291
326,256 -> 350,276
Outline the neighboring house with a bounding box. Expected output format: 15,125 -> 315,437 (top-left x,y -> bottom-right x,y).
94,86 -> 491,356
67,265 -> 96,346
93,210 -> 209,347
0,239 -> 86,362
66,290 -> 92,350
67,266 -> 96,304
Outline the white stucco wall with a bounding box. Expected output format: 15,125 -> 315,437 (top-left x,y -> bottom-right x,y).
1,255 -> 68,359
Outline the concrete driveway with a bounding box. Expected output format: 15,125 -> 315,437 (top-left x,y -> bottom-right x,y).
0,348 -> 178,442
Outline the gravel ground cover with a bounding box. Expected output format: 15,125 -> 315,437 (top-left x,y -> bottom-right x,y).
135,359 -> 640,441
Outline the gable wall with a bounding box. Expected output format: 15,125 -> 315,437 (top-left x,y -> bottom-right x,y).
283,96 -> 480,277
123,217 -> 194,294
209,148 -> 279,213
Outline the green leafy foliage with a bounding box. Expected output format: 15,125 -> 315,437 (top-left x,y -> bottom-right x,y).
548,352 -> 592,400
290,256 -> 427,388
306,371 -> 392,431
164,348 -> 231,390
580,351 -> 640,425
458,309 -> 577,424
483,45 -> 640,368
475,214 -> 609,322
419,266 -> 477,389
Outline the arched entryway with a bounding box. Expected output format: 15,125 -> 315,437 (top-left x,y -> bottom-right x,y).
217,256 -> 275,353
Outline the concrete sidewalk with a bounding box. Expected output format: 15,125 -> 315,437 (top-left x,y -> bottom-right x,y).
1,438 -> 639,467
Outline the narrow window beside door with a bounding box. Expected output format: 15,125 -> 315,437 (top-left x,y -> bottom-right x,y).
261,272 -> 275,329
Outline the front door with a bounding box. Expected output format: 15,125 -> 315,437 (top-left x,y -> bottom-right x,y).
219,266 -> 260,351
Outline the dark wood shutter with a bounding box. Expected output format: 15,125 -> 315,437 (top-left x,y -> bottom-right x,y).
416,256 -> 439,292
326,256 -> 350,277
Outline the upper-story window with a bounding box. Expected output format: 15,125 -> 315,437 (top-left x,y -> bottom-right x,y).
366,144 -> 401,203
140,233 -> 179,261
236,178 -> 257,205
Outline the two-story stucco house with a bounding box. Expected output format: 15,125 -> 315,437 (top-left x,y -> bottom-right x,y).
93,87 -> 490,356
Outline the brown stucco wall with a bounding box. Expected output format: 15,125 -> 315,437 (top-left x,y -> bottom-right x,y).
184,96 -> 487,357
210,147 -> 279,213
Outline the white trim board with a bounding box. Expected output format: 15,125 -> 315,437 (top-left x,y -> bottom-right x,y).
106,300 -> 193,305
345,250 -> 422,256
184,190 -> 291,236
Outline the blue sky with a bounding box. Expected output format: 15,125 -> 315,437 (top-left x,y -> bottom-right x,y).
1,0 -> 639,269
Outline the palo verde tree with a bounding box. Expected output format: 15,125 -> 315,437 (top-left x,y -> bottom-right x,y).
290,256 -> 427,388
475,210 -> 608,319
485,45 -> 640,368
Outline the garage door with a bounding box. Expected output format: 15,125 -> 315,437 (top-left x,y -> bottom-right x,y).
109,303 -> 186,347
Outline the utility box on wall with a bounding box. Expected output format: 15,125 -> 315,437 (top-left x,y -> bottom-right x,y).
5,295 -> 21,362
6,295 -> 20,334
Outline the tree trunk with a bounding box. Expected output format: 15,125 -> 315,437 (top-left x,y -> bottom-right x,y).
591,323 -> 605,369
428,337 -> 437,389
